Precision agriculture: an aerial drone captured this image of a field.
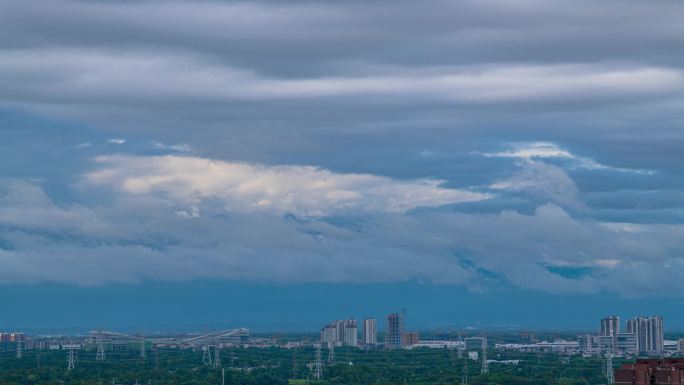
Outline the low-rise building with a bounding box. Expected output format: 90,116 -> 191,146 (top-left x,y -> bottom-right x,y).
615,359 -> 684,384
410,340 -> 461,349
401,331 -> 419,347
618,333 -> 638,356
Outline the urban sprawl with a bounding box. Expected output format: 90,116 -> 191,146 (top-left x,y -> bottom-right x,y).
2,314 -> 684,384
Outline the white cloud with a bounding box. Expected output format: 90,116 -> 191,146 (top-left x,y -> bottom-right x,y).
85,155 -> 490,216
483,141 -> 573,160
107,138 -> 126,145
491,161 -> 580,207
594,259 -> 621,268
600,222 -> 650,233
2,177 -> 684,296
150,141 -> 192,152
482,142 -> 653,174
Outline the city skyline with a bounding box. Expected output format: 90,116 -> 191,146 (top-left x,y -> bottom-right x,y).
2,314 -> 679,353
1,1 -> 683,384
2,0 -> 684,336
5,281 -> 684,333
2,313 -> 683,384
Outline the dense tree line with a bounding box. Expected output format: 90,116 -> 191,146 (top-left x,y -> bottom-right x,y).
0,344 -> 610,385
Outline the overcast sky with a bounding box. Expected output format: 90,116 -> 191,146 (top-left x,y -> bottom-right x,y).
1,0 -> 684,329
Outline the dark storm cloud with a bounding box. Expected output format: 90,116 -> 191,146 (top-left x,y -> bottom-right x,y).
2,0 -> 683,72
1,0 -> 683,165
0,0 -> 683,295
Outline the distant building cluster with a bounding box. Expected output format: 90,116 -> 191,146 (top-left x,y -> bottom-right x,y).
0,332 -> 25,342
4,311 -> 683,368
320,312 -> 423,349
320,319 -> 358,347
579,316 -> 665,357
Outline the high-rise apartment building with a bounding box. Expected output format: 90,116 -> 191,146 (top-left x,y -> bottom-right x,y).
320,318 -> 358,346
600,316 -> 620,353
626,319 -> 637,334
335,320 -> 346,342
385,313 -> 402,349
627,316 -> 664,354
321,324 -> 336,344
601,316 -> 620,338
363,318 -> 377,345
343,319 -> 358,347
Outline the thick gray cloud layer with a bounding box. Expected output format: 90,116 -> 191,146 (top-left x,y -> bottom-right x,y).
0,0 -> 683,295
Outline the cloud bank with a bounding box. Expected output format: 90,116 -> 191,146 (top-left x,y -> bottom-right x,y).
0,147 -> 682,297
86,155 -> 488,216
0,0 -> 683,299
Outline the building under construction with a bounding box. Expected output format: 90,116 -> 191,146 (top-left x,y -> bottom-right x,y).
384,313 -> 402,349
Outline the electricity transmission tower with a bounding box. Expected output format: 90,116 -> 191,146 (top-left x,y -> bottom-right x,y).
154,347 -> 159,369
97,341 -> 106,361
140,339 -> 146,360
313,344 -> 322,380
462,356 -> 468,385
16,340 -> 22,359
214,346 -> 221,368
606,351 -> 614,385
289,347 -> 299,380
67,346 -> 75,371
202,346 -> 212,365
327,343 -> 335,365
480,336 -> 489,375
457,347 -> 463,359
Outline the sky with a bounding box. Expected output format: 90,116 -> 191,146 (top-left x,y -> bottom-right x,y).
1,0 -> 684,333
